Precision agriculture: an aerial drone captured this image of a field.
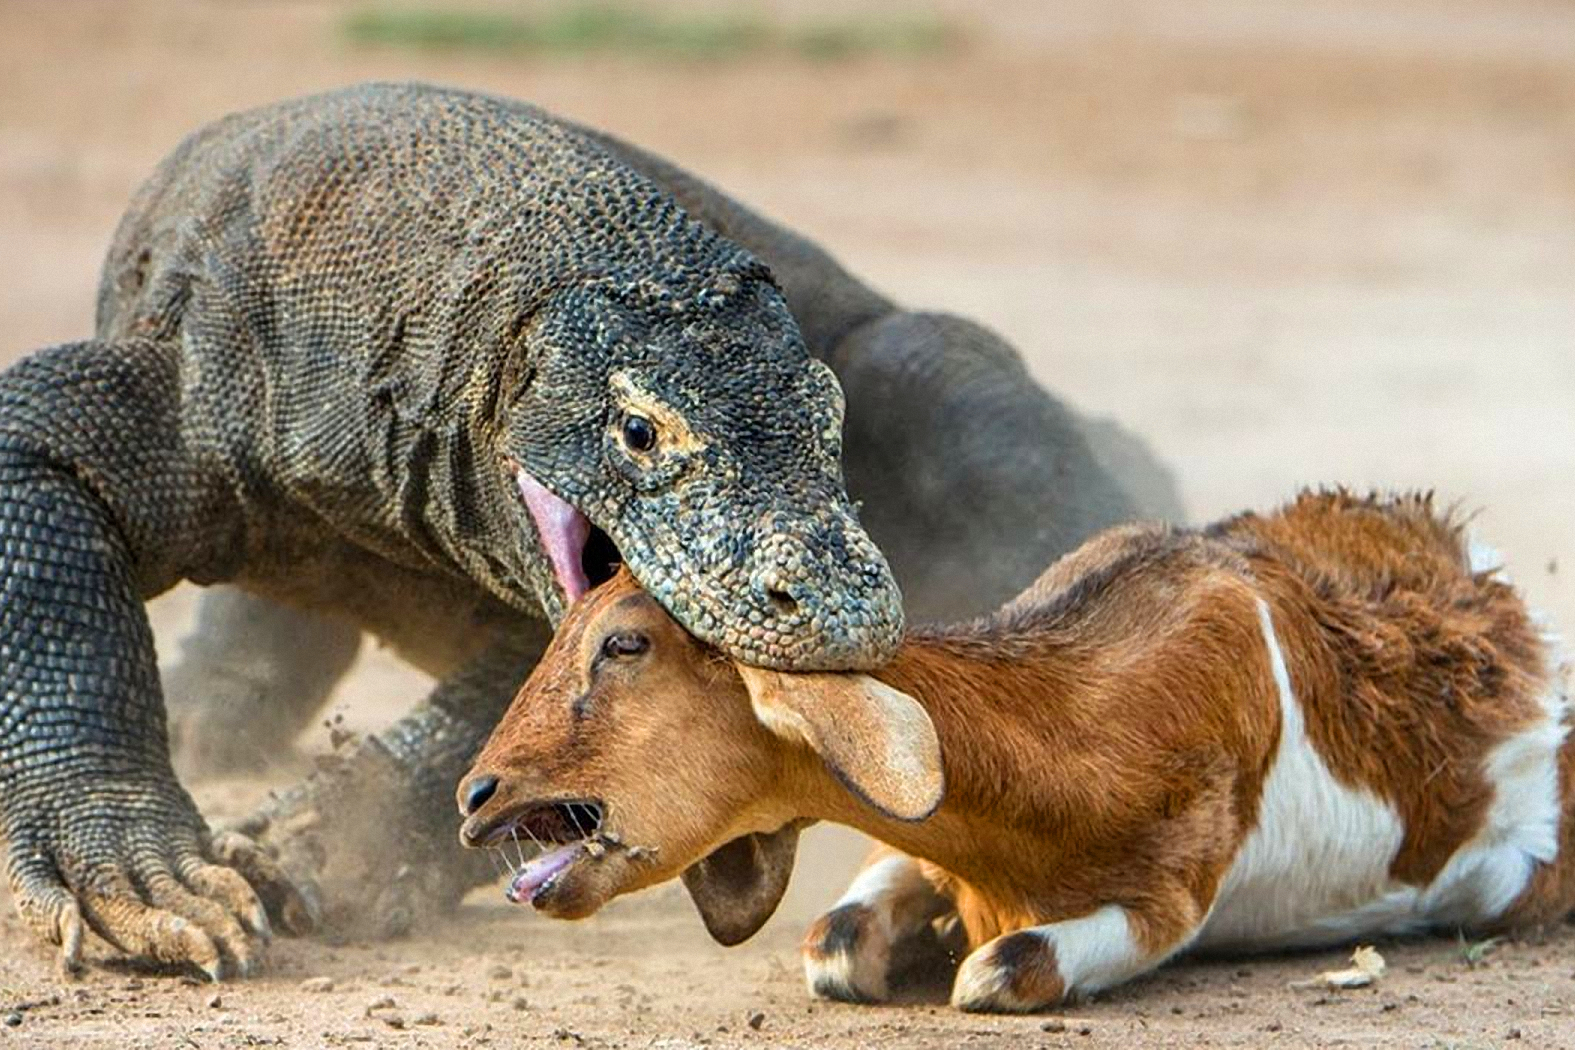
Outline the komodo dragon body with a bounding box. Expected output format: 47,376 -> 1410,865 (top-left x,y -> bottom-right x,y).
0,83 -> 1180,979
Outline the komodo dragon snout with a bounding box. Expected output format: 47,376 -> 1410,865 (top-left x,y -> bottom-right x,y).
501,265 -> 903,671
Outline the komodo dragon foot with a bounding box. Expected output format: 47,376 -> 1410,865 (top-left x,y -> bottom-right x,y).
5,771 -> 315,979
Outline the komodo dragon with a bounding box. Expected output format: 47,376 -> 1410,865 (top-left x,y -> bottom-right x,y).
0,83 -> 1180,980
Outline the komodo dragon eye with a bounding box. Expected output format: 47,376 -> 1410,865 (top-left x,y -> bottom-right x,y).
621,414 -> 657,453
600,631 -> 649,660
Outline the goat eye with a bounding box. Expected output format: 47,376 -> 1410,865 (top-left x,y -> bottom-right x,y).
621,414 -> 657,453
600,631 -> 649,659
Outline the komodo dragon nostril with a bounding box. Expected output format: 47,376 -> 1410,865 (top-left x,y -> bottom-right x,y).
758,573 -> 801,615
462,775 -> 499,815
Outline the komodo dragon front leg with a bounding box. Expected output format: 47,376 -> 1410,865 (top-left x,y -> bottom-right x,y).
0,341 -> 311,977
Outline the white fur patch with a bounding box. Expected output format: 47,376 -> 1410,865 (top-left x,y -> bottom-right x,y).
1040,905 -> 1148,993
1424,608 -> 1570,920
1199,597 -> 1568,950
1201,600 -> 1418,949
804,942 -> 863,1001
803,855 -> 925,1002
952,905 -> 1145,1010
833,855 -> 920,927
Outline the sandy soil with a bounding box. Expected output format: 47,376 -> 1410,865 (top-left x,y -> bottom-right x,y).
2,0 -> 1575,1046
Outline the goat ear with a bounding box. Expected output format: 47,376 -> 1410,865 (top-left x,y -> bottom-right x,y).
736,666 -> 944,822
680,820 -> 806,946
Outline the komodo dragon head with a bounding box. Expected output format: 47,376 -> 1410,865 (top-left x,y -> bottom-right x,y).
128,84 -> 903,670
501,256 -> 902,671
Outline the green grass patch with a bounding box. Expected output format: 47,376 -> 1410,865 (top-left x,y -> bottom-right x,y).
1456,934 -> 1501,968
341,3 -> 959,62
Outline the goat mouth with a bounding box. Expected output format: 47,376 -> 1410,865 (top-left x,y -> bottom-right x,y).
483,799 -> 616,908
513,467 -> 623,604
506,841 -> 588,906
473,799 -> 605,849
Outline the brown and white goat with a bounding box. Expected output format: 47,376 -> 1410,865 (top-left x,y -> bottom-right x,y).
458,490 -> 1572,1013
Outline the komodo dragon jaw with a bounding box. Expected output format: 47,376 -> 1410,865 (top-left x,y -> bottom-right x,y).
501,277 -> 904,671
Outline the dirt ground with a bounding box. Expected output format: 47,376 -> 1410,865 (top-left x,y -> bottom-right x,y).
3,0 -> 1575,1046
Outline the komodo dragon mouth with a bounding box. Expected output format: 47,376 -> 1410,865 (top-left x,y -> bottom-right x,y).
514,467 -> 622,603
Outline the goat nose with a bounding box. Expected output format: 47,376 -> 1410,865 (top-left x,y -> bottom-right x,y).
461,775 -> 499,815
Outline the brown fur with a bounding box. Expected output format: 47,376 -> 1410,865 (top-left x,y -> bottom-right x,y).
462,489 -> 1571,1012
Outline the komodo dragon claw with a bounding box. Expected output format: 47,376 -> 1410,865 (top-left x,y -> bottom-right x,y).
4,779 -> 311,981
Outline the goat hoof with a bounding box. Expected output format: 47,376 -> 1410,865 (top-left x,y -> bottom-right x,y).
801,903 -> 893,1003
950,931 -> 1067,1013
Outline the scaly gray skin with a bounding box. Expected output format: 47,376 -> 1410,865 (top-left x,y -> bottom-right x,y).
160,99 -> 1183,941
0,82 -> 917,979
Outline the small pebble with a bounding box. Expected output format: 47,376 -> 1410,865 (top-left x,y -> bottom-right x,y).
365,996 -> 396,1015
747,1011 -> 765,1030
488,964 -> 513,980
512,997 -> 529,1011
4,1012 -> 22,1028
300,977 -> 336,994
414,1012 -> 441,1026
207,994 -> 223,1009
383,1014 -> 406,1030
1040,1019 -> 1066,1033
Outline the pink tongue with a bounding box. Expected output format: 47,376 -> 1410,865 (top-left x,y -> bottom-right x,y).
507,844 -> 583,905
516,470 -> 592,604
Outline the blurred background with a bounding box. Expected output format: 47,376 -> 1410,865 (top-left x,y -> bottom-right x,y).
2,0 -> 1573,1044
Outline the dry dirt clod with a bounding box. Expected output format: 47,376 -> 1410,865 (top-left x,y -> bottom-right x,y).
300,977 -> 335,993
1041,1020 -> 1066,1033
206,993 -> 223,1009
414,1012 -> 441,1026
488,964 -> 513,980
1292,946 -> 1387,990
364,995 -> 396,1016
747,1011 -> 765,1030
512,997 -> 529,1011
383,1014 -> 406,1030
